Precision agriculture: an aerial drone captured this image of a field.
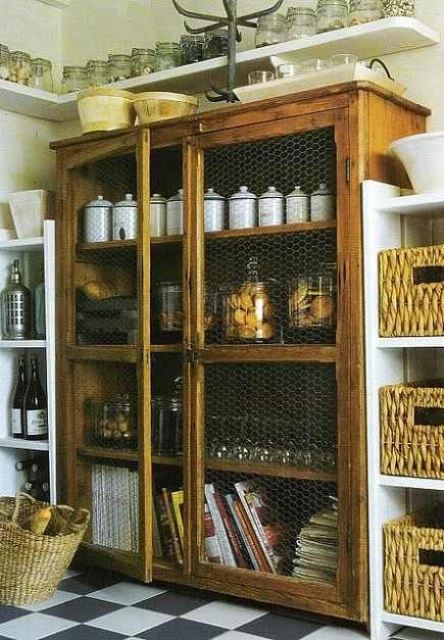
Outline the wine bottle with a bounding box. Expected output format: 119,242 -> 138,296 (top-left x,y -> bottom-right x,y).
24,357 -> 48,441
11,358 -> 27,439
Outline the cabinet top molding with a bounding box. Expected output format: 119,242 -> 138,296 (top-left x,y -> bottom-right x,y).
36,0 -> 70,8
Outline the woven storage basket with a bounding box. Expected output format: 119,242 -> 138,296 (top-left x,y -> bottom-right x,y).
380,381 -> 444,479
379,243 -> 444,337
384,509 -> 444,622
0,493 -> 90,605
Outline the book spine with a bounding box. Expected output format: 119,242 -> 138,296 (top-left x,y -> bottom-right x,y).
235,482 -> 276,573
203,502 -> 223,564
162,487 -> 183,564
215,492 -> 246,568
233,499 -> 271,573
224,494 -> 257,570
204,484 -> 237,567
156,492 -> 175,561
171,490 -> 184,553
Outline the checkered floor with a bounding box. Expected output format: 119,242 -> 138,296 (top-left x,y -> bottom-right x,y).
0,567 -> 413,640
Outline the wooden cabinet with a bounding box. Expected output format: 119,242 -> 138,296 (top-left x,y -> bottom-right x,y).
51,82 -> 429,624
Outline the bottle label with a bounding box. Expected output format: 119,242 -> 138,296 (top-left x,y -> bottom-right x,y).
11,409 -> 23,435
26,410 -> 48,436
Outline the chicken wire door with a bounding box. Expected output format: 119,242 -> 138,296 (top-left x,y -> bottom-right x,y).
188,110 -> 361,618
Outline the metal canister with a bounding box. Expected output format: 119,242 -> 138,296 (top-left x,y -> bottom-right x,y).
84,195 -> 113,243
167,189 -> 184,236
204,188 -> 225,232
112,193 -> 138,241
1,260 -> 31,339
150,193 -> 167,237
286,185 -> 310,223
229,186 -> 257,230
258,186 -> 284,227
310,183 -> 335,221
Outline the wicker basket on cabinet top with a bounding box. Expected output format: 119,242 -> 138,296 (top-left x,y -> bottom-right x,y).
379,244 -> 444,337
384,509 -> 444,623
380,382 -> 444,479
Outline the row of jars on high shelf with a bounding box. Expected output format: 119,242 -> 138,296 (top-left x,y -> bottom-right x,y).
0,44 -> 53,91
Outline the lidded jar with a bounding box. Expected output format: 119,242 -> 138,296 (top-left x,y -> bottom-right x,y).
255,13 -> 288,47
30,58 -> 53,92
155,42 -> 181,71
108,54 -> 132,82
113,194 -> 138,241
203,29 -> 229,60
204,188 -> 225,232
84,195 -> 113,243
86,59 -> 108,87
286,186 -> 309,223
101,393 -> 137,448
167,189 -> 184,236
9,51 -> 32,85
310,183 -> 335,221
316,0 -> 349,32
0,44 -> 10,80
287,7 -> 317,39
131,47 -> 155,77
1,260 -> 31,340
229,186 -> 257,230
61,66 -> 88,93
258,186 -> 284,227
150,193 -> 167,237
156,281 -> 183,336
180,35 -> 204,65
348,0 -> 384,25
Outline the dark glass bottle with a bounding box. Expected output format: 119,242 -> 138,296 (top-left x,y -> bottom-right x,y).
24,357 -> 48,441
11,357 -> 27,438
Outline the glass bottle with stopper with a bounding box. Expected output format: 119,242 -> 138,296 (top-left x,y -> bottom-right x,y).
1,259 -> 31,339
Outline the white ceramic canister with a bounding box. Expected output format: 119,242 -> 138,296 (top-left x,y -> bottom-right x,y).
258,186 -> 284,227
286,185 -> 309,223
150,193 -> 167,237
310,183 -> 335,222
204,188 -> 225,232
167,188 -> 184,236
229,186 -> 257,230
112,193 -> 138,241
84,195 -> 113,243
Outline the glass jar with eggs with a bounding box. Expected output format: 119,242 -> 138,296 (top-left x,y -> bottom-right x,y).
86,394 -> 137,449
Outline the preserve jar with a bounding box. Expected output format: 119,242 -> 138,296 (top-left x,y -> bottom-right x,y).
61,66 -> 88,93
151,395 -> 183,456
287,7 -> 317,39
255,13 -> 288,47
229,186 -> 257,230
150,193 -> 167,237
286,186 -> 309,223
288,273 -> 335,329
348,0 -> 384,25
258,187 -> 284,226
112,193 -> 138,241
30,58 -> 53,92
131,47 -> 155,77
101,394 -> 137,448
84,195 -> 113,243
156,281 -> 183,336
0,44 -> 10,80
155,42 -> 181,71
167,189 -> 184,236
223,280 -> 277,342
180,35 -> 204,65
383,0 -> 414,16
9,51 -> 32,85
86,59 -> 108,87
108,54 -> 132,82
203,30 -> 229,60
316,0 -> 348,32
311,183 -> 335,221
204,188 -> 225,232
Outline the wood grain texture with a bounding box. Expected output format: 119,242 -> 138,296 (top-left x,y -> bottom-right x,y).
200,345 -> 337,364
206,459 -> 336,482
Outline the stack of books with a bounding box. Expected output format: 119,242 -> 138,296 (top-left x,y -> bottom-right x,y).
153,488 -> 184,564
91,463 -> 139,553
291,495 -> 338,583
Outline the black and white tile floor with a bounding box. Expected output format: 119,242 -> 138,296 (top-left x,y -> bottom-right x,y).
0,569 -> 415,640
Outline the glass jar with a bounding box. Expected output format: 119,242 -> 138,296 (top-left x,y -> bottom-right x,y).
180,35 -> 204,65
348,0 -> 384,25
155,42 -> 181,71
151,395 -> 183,456
316,0 -> 349,32
383,0 -> 414,17
108,54 -> 132,82
156,281 -> 183,336
311,183 -> 335,221
203,30 -> 229,60
286,186 -> 310,223
229,186 -> 257,230
167,188 -> 184,236
223,280 -> 277,342
9,51 -> 32,85
101,394 -> 137,448
86,59 -> 108,87
150,193 -> 167,237
288,274 -> 336,329
287,7 -> 317,39
258,187 -> 284,227
131,47 -> 155,77
255,13 -> 288,47
30,58 -> 53,92
0,44 -> 10,80
61,66 -> 88,93
204,188 -> 225,232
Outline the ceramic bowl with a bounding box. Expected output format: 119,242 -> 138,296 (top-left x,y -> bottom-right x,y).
77,88 -> 135,134
133,92 -> 198,124
390,132 -> 444,193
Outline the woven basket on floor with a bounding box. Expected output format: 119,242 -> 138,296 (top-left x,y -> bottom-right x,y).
380,381 -> 444,479
379,243 -> 444,337
384,509 -> 444,622
0,493 -> 90,605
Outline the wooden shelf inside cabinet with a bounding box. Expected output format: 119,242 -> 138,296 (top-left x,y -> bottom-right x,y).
201,345 -> 337,363
65,346 -> 139,363
205,221 -> 337,241
77,240 -> 138,253
151,235 -> 183,246
152,455 -> 183,467
150,344 -> 183,354
206,458 -> 336,482
77,446 -> 138,463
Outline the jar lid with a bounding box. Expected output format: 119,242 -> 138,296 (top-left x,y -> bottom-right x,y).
168,188 -> 184,202
108,54 -> 131,62
0,44 -> 9,53
207,29 -> 229,39
312,182 -> 332,195
85,194 -> 113,208
229,186 -> 257,200
257,13 -> 287,24
204,188 -> 225,201
286,185 -> 308,197
151,193 -> 166,204
32,57 -> 52,67
86,59 -> 107,68
114,193 -> 137,208
11,50 -> 31,59
156,41 -> 181,49
260,186 -> 283,199
287,7 -> 316,15
63,65 -> 87,74
132,47 -> 155,56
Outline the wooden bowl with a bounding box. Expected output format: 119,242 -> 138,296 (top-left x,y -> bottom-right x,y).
77,88 -> 136,134
133,92 -> 199,124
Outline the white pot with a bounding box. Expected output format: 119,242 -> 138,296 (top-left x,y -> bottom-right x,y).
390,132 -> 444,194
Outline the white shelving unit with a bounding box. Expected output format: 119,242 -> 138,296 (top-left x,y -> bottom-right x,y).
0,221 -> 57,502
363,180 -> 444,640
0,17 -> 439,122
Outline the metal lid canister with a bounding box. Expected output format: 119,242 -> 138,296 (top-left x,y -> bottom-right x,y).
204,188 -> 225,232
167,189 -> 184,236
150,193 -> 167,237
113,193 -> 138,241
310,182 -> 335,222
229,186 -> 257,230
286,185 -> 309,223
258,186 -> 284,227
84,195 -> 113,243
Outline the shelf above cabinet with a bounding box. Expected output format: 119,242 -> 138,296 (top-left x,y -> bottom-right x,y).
207,458 -> 336,482
0,18 -> 439,122
0,438 -> 49,451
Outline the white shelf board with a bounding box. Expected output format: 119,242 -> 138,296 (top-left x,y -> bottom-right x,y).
36,0 -> 70,7
376,192 -> 444,216
0,18 -> 439,122
377,337 -> 444,348
383,612 -> 444,634
0,438 -> 49,451
0,236 -> 44,251
380,475 -> 444,490
0,340 -> 46,349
